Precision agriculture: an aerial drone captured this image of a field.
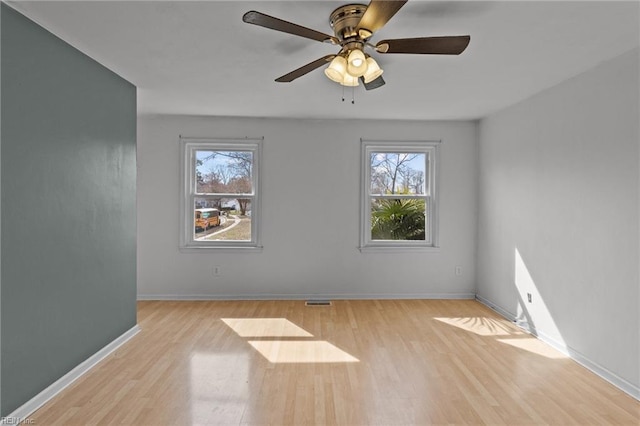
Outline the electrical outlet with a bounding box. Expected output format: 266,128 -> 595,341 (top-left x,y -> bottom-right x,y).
455,266 -> 463,276
213,266 -> 221,276
527,293 -> 532,303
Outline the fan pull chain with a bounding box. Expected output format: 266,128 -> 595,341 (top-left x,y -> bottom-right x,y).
339,85 -> 356,104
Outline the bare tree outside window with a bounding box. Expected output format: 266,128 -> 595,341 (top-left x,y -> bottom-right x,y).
370,152 -> 426,195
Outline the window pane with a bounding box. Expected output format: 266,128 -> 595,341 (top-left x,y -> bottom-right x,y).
195,150 -> 253,194
370,152 -> 426,195
194,198 -> 252,242
370,198 -> 426,241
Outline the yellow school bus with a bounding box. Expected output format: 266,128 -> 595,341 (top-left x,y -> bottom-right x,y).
195,208 -> 221,232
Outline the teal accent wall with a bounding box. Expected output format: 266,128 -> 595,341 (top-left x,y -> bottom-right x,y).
1,4 -> 137,415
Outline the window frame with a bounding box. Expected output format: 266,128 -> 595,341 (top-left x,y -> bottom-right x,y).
179,137 -> 263,251
360,139 -> 440,252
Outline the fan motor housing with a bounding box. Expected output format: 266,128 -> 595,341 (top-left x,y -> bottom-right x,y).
329,3 -> 368,41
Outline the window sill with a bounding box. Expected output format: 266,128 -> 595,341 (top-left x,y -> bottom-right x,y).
179,245 -> 263,253
358,245 -> 441,254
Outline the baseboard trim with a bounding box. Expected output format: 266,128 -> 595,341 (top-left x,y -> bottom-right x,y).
3,325 -> 141,424
475,295 -> 640,401
137,292 -> 477,301
535,329 -> 640,401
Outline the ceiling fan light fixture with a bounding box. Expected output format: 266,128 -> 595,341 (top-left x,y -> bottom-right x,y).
346,48 -> 368,77
341,73 -> 360,87
362,57 -> 383,83
324,55 -> 347,83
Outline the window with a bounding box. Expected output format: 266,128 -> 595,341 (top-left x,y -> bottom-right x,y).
180,138 -> 262,249
360,140 -> 439,251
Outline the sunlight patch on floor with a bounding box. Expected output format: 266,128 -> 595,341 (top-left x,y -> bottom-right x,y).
497,337 -> 568,359
434,316 -> 519,336
248,340 -> 360,363
222,317 -> 359,364
221,318 -> 313,337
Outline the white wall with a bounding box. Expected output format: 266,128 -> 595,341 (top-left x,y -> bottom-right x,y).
477,48 -> 639,396
138,116 -> 478,299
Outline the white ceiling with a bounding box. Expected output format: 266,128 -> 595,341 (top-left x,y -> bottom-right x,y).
8,1 -> 640,120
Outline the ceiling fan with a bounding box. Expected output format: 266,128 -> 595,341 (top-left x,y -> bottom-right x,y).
242,0 -> 470,91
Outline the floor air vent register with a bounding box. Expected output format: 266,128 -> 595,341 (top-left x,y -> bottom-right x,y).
305,300 -> 332,306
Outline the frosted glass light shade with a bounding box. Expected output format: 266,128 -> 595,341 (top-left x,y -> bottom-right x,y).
341,73 -> 360,86
324,56 -> 347,83
346,49 -> 368,77
363,57 -> 384,83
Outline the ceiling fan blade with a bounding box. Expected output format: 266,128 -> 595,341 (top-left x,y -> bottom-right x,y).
356,0 -> 408,35
360,75 -> 386,90
243,11 -> 338,44
275,55 -> 336,83
376,36 -> 470,54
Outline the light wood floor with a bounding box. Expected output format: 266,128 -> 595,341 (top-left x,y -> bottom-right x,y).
30,300 -> 639,425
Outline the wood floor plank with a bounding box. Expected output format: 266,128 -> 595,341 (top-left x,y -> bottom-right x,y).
26,300 -> 640,425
